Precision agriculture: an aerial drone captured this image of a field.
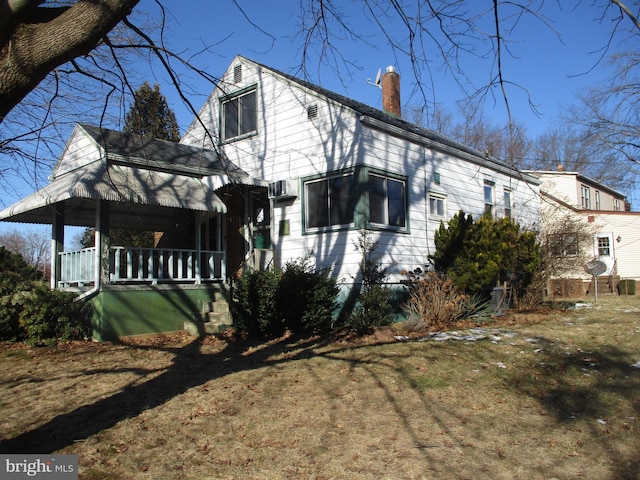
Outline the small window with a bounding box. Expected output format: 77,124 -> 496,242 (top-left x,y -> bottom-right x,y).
222,89 -> 257,141
369,173 -> 406,228
581,185 -> 591,209
484,182 -> 494,216
614,198 -> 621,211
305,173 -> 355,230
597,236 -> 611,256
504,189 -> 512,219
549,233 -> 578,257
428,193 -> 446,218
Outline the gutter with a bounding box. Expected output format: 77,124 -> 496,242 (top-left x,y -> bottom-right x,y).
358,115 -> 541,184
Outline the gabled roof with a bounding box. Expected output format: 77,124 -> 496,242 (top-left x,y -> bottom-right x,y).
0,123 -> 267,227
244,56 -> 539,184
523,169 -> 626,200
60,124 -> 242,178
0,160 -> 227,227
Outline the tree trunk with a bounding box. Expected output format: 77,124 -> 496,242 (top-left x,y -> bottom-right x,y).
0,0 -> 140,123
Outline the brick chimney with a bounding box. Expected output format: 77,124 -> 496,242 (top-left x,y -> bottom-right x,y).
382,66 -> 401,118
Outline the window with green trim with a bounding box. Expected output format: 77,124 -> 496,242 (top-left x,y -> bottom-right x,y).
369,173 -> 406,228
305,172 -> 355,230
222,89 -> 257,141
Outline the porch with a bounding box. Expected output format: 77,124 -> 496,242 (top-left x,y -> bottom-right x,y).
58,245 -> 226,287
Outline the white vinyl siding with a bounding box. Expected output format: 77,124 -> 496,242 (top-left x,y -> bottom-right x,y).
181,55 -> 541,285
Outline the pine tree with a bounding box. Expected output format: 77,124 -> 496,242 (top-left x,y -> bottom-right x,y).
81,82 -> 180,248
124,82 -> 180,141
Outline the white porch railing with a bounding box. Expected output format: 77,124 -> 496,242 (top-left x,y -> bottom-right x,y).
58,247 -> 225,287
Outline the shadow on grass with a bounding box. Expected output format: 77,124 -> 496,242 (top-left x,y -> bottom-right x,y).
504,337 -> 640,479
0,334 -> 334,454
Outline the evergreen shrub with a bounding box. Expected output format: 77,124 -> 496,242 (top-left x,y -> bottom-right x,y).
234,257 -> 339,336
0,247 -> 91,343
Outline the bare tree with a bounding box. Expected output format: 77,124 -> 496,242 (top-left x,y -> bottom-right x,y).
0,0 -> 140,122
1,0 -> 639,198
0,228 -> 50,275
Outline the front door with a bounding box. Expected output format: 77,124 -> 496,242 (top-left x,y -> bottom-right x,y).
594,233 -> 615,275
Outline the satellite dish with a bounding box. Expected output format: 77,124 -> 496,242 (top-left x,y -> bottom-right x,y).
584,260 -> 607,276
367,68 -> 382,88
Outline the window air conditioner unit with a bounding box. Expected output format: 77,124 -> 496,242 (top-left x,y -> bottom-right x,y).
268,179 -> 298,199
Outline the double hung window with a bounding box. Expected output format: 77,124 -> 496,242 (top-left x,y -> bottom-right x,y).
484,183 -> 495,216
222,89 -> 257,141
369,174 -> 406,228
581,185 -> 591,209
428,193 -> 446,219
549,233 -> 579,257
504,190 -> 512,219
305,173 -> 355,230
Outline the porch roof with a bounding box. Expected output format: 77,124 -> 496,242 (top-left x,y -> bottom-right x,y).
0,161 -> 229,228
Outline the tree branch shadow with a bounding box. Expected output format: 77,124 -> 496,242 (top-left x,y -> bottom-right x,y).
0,334 -> 333,454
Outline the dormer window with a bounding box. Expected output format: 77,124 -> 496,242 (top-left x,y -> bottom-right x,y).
222,88 -> 257,141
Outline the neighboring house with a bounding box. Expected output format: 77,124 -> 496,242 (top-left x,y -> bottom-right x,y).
0,55 -> 541,339
526,167 -> 640,297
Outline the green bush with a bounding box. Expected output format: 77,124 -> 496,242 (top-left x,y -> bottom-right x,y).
234,267 -> 281,335
430,211 -> 540,302
344,230 -> 394,334
347,284 -> 394,334
278,258 -> 339,334
0,246 -> 91,344
234,257 -> 339,336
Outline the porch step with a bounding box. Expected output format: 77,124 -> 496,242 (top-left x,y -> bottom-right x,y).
202,302 -> 233,334
586,275 -> 620,296
183,287 -> 234,337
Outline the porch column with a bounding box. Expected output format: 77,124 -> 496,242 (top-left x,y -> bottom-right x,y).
95,200 -> 110,287
195,212 -> 203,284
50,203 -> 65,289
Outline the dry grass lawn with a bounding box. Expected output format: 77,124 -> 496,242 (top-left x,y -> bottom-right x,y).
1,296 -> 639,479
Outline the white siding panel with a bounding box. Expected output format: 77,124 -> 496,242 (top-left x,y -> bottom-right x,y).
53,127 -> 103,178
595,213 -> 640,281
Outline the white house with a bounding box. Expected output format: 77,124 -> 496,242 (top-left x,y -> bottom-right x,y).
526,167 -> 640,296
0,55 -> 541,339
182,55 -> 541,285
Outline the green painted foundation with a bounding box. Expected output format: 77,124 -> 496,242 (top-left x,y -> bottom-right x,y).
90,284 -> 226,341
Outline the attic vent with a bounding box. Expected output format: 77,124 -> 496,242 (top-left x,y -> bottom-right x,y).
233,64 -> 242,83
307,104 -> 318,120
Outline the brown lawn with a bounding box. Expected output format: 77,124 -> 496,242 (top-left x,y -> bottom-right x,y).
1,296 -> 639,479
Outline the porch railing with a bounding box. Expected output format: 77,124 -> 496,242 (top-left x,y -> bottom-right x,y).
58,246 -> 225,287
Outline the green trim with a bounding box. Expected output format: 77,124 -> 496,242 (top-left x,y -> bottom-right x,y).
219,84 -> 259,144
90,285 -> 224,341
301,164 -> 410,235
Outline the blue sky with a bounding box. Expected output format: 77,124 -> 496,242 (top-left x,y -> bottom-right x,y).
151,1 -> 624,136
1,1 -> 638,238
